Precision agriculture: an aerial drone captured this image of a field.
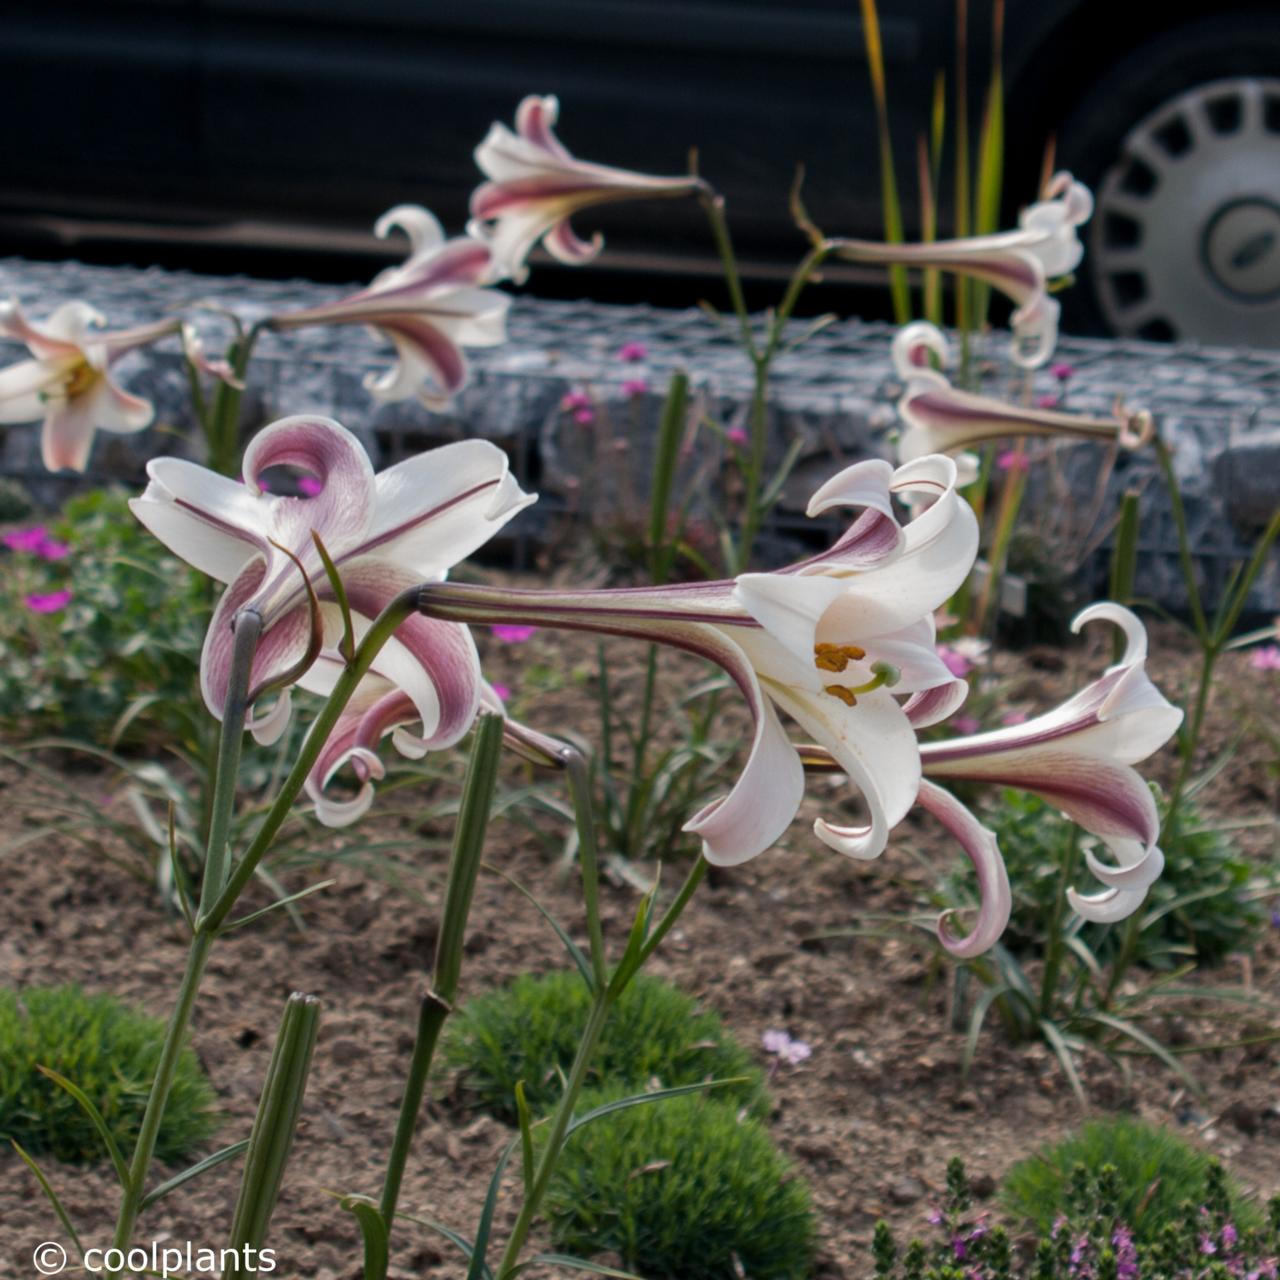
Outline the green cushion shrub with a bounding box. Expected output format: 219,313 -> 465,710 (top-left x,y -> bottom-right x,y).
545,1086 -> 815,1280
0,985 -> 219,1165
443,970 -> 767,1123
1001,1116 -> 1259,1243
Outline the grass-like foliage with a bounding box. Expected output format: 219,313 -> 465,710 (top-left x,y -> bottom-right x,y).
444,971 -> 766,1123
545,1086 -> 815,1280
0,985 -> 219,1165
970,790 -> 1268,967
0,489 -> 207,747
1001,1117 -> 1260,1242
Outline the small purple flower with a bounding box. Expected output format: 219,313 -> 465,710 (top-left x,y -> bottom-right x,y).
35,537 -> 71,560
725,426 -> 749,447
621,377 -> 649,398
1001,710 -> 1028,726
1250,644 -> 1280,672
927,1207 -> 945,1226
950,715 -> 981,735
561,388 -> 592,412
1052,362 -> 1075,381
761,1028 -> 811,1065
1202,1233 -> 1218,1256
936,644 -> 972,679
1035,394 -> 1061,410
297,475 -> 324,497
24,589 -> 72,614
574,406 -> 596,426
997,448 -> 1031,472
1223,1223 -> 1239,1250
618,340 -> 649,362
491,624 -> 536,643
490,682 -> 511,702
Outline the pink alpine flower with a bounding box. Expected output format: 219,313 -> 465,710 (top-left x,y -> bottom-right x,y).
469,95 -> 702,284
618,340 -> 649,362
491,624 -> 536,643
1250,644 -> 1280,672
268,207 -> 509,411
24,589 -> 72,614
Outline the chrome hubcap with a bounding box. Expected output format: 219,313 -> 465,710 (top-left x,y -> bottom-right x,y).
1092,77 -> 1280,346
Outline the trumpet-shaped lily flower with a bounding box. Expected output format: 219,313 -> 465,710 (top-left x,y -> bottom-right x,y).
130,415 -> 535,818
469,94 -> 702,284
0,299 -> 182,472
892,322 -> 1152,466
921,603 -> 1183,924
418,453 -> 979,867
269,208 -> 509,410
833,173 -> 1093,367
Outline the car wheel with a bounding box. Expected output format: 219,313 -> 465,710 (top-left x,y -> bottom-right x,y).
1057,19 -> 1280,347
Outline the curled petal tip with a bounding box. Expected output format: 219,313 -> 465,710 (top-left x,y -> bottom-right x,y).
892,321 -> 951,378
248,689 -> 293,746
1071,601 -> 1147,666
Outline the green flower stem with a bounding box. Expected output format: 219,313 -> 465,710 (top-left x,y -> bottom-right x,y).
196,610 -> 262,921
493,994 -> 614,1280
109,589 -> 418,1269
206,321 -> 266,478
203,587 -> 420,931
377,712 -> 506,1254
1039,821 -> 1079,1020
109,613 -> 262,1269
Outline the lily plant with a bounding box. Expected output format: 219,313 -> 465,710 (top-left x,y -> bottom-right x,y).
830,173 -> 1094,368
0,299 -> 186,472
469,94 -> 704,284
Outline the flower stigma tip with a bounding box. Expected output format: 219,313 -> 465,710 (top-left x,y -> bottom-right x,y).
821,661 -> 900,707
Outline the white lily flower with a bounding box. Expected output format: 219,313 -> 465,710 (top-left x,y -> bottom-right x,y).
418,454 -> 979,866
269,207 -> 510,410
892,322 -> 1152,465
468,95 -> 701,284
834,173 -> 1094,367
0,299 -> 181,472
130,414 -> 535,821
921,603 -> 1183,923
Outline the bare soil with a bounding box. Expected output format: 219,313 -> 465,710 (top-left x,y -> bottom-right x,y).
1,617 -> 1277,1280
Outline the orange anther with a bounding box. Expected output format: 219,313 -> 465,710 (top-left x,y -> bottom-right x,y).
823,684 -> 858,706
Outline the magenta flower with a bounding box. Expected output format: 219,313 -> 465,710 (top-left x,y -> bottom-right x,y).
491,623 -> 536,643
618,341 -> 649,362
1001,710 -> 1028,725
469,95 -> 701,284
573,407 -> 596,426
35,537 -> 71,560
25,589 -> 72,614
1052,362 -> 1076,381
489,682 -> 511,702
950,715 -> 981,734
997,449 -> 1031,473
296,475 -> 323,497
561,389 -> 592,411
936,645 -> 972,679
1035,394 -> 1061,410
621,378 -> 649,398
4,526 -> 49,552
725,426 -> 749,447
1249,644 -> 1280,671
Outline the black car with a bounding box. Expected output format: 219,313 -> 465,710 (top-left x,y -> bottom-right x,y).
2,0 -> 1279,344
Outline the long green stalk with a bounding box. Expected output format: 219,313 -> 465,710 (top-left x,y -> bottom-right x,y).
377,712 -> 506,1254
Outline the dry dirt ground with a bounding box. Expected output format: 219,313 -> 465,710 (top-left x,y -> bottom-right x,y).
1,620 -> 1278,1280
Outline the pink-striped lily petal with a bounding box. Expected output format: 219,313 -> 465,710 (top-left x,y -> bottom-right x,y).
133,417 -> 533,753
468,94 -> 700,284
0,299 -> 173,472
917,780 -> 1012,958
921,603 -> 1181,921
269,211 -> 509,411
835,174 -> 1092,368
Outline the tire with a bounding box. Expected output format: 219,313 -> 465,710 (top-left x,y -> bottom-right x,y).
1056,14 -> 1280,346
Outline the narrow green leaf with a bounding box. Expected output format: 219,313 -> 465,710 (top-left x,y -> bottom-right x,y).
483,864 -> 594,992
168,803 -> 196,931
515,1082 -> 535,1194
393,1213 -> 477,1265
223,880 -> 336,933
142,1139 -> 250,1209
312,530 -> 356,664
1036,1019 -> 1086,1106
36,1066 -> 130,1189
11,1141 -> 84,1259
1080,1010 -> 1201,1095
565,1078 -> 746,1138
342,1195 -> 390,1280
962,983 -> 1010,1079
528,1255 -> 646,1280
466,1138 -> 517,1280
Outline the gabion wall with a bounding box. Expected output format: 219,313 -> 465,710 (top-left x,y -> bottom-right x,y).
1,256 -> 1277,616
